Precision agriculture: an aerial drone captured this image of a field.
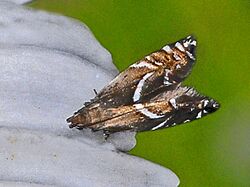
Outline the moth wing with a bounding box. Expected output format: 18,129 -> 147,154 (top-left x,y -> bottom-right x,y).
94,35 -> 197,105
147,86 -> 220,131
85,102 -> 173,133
86,86 -> 219,133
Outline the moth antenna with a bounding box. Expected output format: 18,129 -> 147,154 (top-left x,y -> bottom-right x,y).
93,89 -> 98,95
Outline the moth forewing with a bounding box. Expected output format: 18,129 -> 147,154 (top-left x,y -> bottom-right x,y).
94,36 -> 197,105
83,101 -> 173,133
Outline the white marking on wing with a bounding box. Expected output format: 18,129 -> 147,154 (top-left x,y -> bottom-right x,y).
173,52 -> 181,61
169,98 -> 177,109
152,117 -> 171,130
183,41 -> 189,48
175,42 -> 185,52
134,104 -> 164,119
162,45 -> 173,53
164,69 -> 171,79
154,61 -> 163,66
186,51 -> 195,60
186,87 -> 198,97
196,111 -> 202,119
163,80 -> 172,86
204,100 -> 209,107
133,72 -> 154,102
203,110 -> 208,114
191,40 -> 196,46
140,108 -> 164,119
183,37 -> 196,47
184,119 -> 190,123
213,103 -> 218,108
176,64 -> 181,70
134,103 -> 144,109
130,61 -> 156,69
163,69 -> 173,86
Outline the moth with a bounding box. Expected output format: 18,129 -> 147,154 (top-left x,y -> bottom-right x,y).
67,36 -> 219,136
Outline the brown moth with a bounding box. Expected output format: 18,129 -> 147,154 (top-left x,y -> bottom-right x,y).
66,36 -> 219,136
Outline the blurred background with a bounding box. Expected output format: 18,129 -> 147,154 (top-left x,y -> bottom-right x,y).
29,1 -> 249,186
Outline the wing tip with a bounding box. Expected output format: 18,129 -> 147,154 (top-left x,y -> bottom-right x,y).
162,35 -> 197,61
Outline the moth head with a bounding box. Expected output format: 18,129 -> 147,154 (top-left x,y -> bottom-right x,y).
168,86 -> 220,124
67,112 -> 87,129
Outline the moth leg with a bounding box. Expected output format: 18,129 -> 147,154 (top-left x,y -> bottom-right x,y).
76,126 -> 84,130
103,130 -> 110,141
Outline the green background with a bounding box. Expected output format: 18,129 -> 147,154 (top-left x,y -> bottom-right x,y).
29,1 -> 249,186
